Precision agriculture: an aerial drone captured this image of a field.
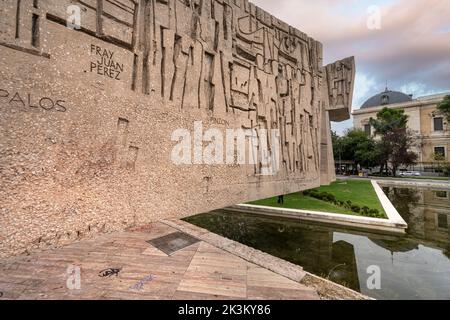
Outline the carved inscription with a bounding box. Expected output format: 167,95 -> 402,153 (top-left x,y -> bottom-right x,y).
90,44 -> 124,80
0,89 -> 67,112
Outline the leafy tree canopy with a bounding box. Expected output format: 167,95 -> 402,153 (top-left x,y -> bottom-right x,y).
438,95 -> 450,121
333,107 -> 419,176
368,107 -> 417,176
369,107 -> 408,134
333,129 -> 379,168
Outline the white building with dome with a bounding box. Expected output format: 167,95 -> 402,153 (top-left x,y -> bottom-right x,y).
352,88 -> 450,174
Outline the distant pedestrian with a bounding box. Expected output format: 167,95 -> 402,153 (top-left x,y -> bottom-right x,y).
277,195 -> 284,205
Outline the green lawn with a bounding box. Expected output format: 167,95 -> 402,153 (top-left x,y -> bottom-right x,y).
250,193 -> 357,215
249,180 -> 387,218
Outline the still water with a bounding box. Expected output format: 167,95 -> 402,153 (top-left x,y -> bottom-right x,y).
185,185 -> 450,300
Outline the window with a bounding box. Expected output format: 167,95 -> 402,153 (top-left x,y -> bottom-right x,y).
438,214 -> 448,229
364,124 -> 371,136
381,94 -> 389,105
434,147 -> 446,159
434,117 -> 444,131
435,191 -> 448,199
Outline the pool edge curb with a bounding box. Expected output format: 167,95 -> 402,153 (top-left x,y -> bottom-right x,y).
371,180 -> 408,227
163,219 -> 371,300
226,180 -> 408,234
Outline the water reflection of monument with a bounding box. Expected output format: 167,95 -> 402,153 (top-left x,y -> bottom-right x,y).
329,241 -> 360,292
270,224 -> 361,291
189,186 -> 449,294
187,212 -> 362,291
266,184 -> 450,292
263,184 -> 450,291
305,186 -> 450,293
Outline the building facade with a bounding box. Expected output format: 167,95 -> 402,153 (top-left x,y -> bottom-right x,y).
353,89 -> 450,173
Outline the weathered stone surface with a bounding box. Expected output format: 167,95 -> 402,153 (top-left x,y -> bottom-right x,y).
163,219 -> 307,282
0,0 -> 355,257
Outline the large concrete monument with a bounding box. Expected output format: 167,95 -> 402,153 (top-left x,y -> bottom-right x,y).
0,0 -> 355,257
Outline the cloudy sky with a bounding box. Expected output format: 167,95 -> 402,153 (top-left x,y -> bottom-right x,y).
252,0 -> 450,135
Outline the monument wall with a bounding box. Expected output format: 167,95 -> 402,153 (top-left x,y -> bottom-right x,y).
0,0 -> 354,257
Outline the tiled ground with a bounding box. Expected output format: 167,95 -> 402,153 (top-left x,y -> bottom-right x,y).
0,222 -> 319,300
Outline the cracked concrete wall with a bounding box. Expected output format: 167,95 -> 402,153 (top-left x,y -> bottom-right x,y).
0,0 -> 354,257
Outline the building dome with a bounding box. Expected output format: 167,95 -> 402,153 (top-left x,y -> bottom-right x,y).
361,88 -> 413,109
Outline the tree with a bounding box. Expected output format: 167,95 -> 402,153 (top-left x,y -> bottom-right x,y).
430,152 -> 449,176
444,164 -> 450,177
332,131 -> 343,162
353,135 -> 379,169
438,95 -> 450,121
334,129 -> 379,169
370,107 -> 408,134
386,131 -> 418,176
374,139 -> 391,175
370,108 -> 418,177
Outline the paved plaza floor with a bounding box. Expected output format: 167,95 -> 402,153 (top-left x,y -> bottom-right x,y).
0,221 -> 320,300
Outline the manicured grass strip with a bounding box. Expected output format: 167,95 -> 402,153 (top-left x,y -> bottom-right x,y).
310,180 -> 385,214
249,180 -> 387,218
250,193 -> 357,215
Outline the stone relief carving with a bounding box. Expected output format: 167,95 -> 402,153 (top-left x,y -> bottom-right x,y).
0,0 -> 355,180
0,0 -> 355,257
325,56 -> 355,121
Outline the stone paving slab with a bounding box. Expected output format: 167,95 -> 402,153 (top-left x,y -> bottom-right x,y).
162,219 -> 308,283
0,222 -> 320,300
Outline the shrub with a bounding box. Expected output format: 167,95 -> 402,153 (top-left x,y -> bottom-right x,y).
369,209 -> 381,217
302,189 -> 383,218
324,193 -> 336,203
310,191 -> 324,201
309,190 -> 320,197
344,200 -> 352,209
313,192 -> 322,200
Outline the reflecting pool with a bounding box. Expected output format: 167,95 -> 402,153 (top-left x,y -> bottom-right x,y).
185,185 -> 450,300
